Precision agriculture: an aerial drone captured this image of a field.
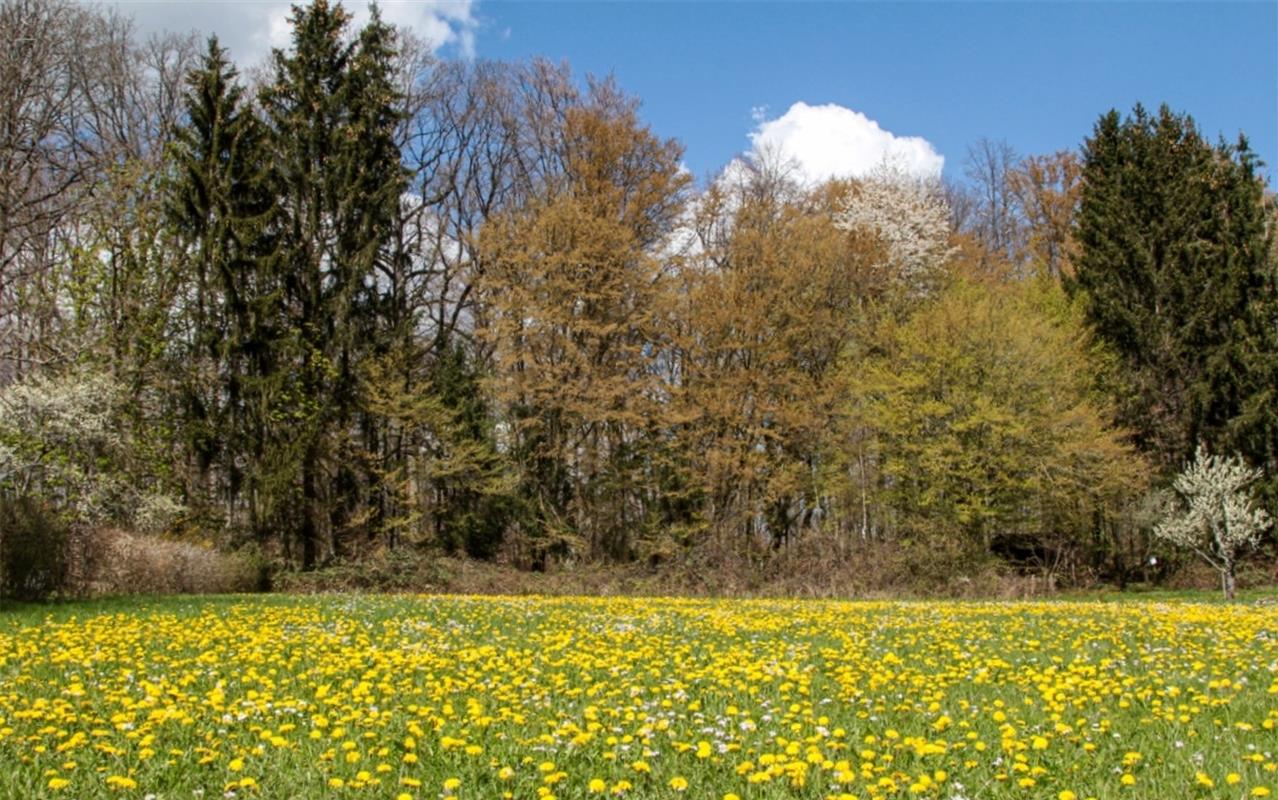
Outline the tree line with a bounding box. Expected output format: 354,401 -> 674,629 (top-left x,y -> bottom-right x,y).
1,0 -> 1274,592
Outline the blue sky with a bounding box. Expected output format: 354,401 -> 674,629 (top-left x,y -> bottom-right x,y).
103,0 -> 1278,184
472,2 -> 1278,185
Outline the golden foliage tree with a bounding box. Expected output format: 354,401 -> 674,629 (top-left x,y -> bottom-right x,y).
479,85 -> 689,563
1008,151 -> 1082,279
667,168 -> 868,548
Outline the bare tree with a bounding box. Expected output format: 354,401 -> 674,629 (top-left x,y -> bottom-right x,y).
0,0 -> 196,381
398,58 -> 528,355
0,0 -> 96,288
963,137 -> 1023,266
941,178 -> 977,235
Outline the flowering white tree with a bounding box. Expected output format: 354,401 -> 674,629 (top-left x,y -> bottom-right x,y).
0,369 -> 123,520
834,163 -> 956,296
1154,445 -> 1272,599
0,369 -> 185,529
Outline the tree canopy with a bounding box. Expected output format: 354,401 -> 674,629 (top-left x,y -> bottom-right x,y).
0,0 -> 1273,597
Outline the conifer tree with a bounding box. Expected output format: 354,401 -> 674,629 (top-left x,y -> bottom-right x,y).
168,37 -> 283,539
1073,105 -> 1277,501
259,1 -> 407,567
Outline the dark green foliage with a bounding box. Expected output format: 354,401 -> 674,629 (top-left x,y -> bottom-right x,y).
256,1 -> 408,568
166,8 -> 414,567
428,343 -> 513,559
1073,105 -> 1278,501
168,36 -> 287,543
0,497 -> 68,601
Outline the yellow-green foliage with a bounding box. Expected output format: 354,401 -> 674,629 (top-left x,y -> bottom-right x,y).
0,595 -> 1275,799
846,277 -> 1147,545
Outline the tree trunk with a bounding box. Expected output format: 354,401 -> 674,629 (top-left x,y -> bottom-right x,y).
857,444 -> 869,541
1222,566 -> 1237,601
302,451 -> 319,571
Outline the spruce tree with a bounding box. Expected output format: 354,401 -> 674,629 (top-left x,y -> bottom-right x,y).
1198,142 -> 1278,506
168,37 -> 284,539
1073,104 -> 1277,501
428,341 -> 512,559
259,1 -> 406,567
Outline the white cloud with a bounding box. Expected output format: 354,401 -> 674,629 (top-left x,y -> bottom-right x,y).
365,1 -> 478,60
88,0 -> 478,68
747,101 -> 944,183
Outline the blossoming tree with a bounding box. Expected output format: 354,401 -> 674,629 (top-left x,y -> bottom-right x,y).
1154,445 -> 1272,599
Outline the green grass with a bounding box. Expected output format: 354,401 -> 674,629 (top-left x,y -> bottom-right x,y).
1053,585 -> 1278,603
1,593 -> 1276,799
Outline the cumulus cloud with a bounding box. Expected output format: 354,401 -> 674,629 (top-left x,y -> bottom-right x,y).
747,102 -> 944,183
86,0 -> 478,67
364,1 -> 478,59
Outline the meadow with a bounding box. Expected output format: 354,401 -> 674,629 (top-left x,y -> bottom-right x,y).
0,595 -> 1275,800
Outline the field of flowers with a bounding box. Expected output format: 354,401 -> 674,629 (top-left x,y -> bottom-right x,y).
0,595 -> 1275,800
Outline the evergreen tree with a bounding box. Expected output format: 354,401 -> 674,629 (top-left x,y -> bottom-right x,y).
359,339 -> 514,558
168,37 -> 284,539
259,1 -> 407,567
424,342 -> 513,559
1073,104 -> 1277,501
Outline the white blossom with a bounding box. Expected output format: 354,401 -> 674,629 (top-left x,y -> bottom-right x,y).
0,369 -> 118,450
0,370 -> 121,511
1154,444 -> 1272,598
135,493 -> 187,534
0,369 -> 178,530
834,163 -> 956,294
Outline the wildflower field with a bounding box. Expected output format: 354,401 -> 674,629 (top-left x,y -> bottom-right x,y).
1,596 -> 1275,800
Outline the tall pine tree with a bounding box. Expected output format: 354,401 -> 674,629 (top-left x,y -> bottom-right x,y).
259,1 -> 406,567
168,37 -> 285,540
1073,104 -> 1277,502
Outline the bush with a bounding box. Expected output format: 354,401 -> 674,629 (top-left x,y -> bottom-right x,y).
0,368 -> 185,534
0,496 -> 69,600
67,528 -> 260,596
274,548 -> 450,594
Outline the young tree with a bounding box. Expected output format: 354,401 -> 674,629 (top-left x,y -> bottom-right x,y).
0,367 -> 181,528
1154,445 -> 1271,599
0,369 -> 119,515
362,343 -> 513,557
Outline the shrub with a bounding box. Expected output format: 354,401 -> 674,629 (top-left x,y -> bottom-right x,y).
68,528 -> 260,596
0,369 -> 184,532
273,548 -> 450,594
0,496 -> 69,600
